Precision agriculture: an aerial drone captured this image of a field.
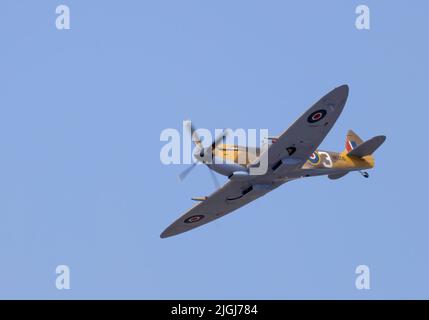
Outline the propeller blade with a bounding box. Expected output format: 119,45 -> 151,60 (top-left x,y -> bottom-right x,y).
207,166 -> 221,189
184,120 -> 203,149
211,129 -> 229,150
200,129 -> 230,163
178,162 -> 197,182
184,122 -> 229,164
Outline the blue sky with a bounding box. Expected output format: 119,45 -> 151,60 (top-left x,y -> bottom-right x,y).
0,0 -> 428,299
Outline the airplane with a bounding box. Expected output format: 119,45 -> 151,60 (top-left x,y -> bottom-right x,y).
161,85 -> 386,238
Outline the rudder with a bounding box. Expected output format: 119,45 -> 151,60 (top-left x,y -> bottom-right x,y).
345,129 -> 363,152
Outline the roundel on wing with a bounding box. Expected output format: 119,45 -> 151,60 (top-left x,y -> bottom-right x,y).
184,215 -> 205,224
307,109 -> 327,123
308,152 -> 320,165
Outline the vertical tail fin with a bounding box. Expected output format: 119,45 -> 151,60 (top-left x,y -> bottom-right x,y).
345,130 -> 363,153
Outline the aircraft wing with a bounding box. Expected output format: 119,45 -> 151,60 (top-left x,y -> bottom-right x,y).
256,85 -> 349,175
160,179 -> 283,238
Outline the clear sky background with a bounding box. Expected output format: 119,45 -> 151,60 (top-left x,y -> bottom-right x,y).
1,1 -> 428,299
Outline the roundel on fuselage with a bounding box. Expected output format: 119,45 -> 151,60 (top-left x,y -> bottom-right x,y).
308,152 -> 320,165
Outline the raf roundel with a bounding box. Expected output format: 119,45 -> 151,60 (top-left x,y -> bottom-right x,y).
307,109 -> 327,123
184,215 -> 205,224
308,152 -> 320,165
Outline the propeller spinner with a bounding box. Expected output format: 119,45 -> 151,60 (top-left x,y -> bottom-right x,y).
178,121 -> 228,189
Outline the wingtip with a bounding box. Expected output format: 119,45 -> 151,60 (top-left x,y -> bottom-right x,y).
160,230 -> 169,239
337,84 -> 349,95
160,228 -> 174,239
325,84 -> 349,102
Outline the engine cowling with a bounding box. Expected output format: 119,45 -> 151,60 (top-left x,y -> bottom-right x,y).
207,157 -> 248,177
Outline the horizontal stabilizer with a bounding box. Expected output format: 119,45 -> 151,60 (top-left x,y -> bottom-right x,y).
328,172 -> 348,180
348,135 -> 386,158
